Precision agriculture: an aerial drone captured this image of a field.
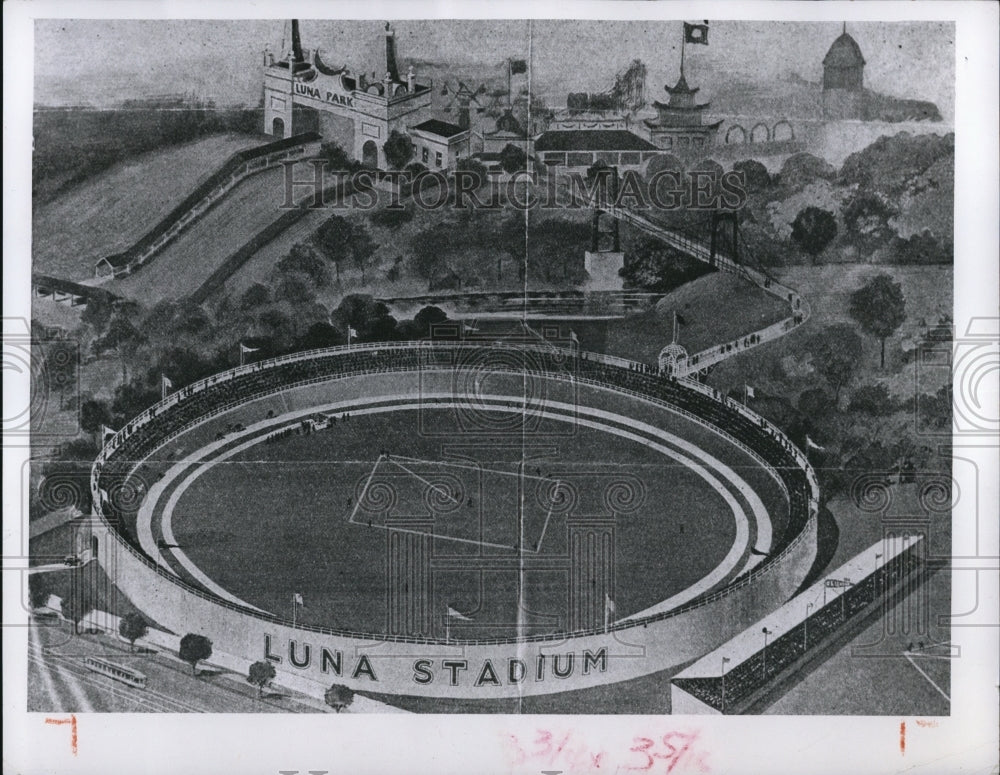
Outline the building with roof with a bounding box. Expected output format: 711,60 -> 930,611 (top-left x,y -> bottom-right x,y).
549,108 -> 630,133
643,69 -> 722,156
822,26 -> 867,120
409,119 -> 471,170
479,108 -> 530,154
263,20 -> 433,169
534,129 -> 661,171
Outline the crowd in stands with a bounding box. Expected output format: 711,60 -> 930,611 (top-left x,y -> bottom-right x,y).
673,549 -> 925,711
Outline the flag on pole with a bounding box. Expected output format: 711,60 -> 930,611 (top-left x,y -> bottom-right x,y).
101,425 -> 117,442
348,326 -> 359,341
293,592 -> 305,607
464,320 -> 479,333
161,374 -> 173,399
508,58 -> 528,75
447,606 -> 472,621
722,656 -> 731,664
604,593 -> 616,616
675,311 -> 688,326
569,330 -> 579,345
745,384 -> 755,399
805,435 -> 826,451
683,21 -> 710,45
240,343 -> 260,355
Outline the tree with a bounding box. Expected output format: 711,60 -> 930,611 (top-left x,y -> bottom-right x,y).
621,237 -> 710,291
842,190 -> 897,251
295,321 -> 345,351
331,294 -> 397,343
28,573 -> 51,611
179,633 -> 213,675
314,214 -> 354,283
848,273 -> 907,368
319,141 -> 359,174
240,283 -> 272,310
790,207 -> 838,260
383,130 -> 414,170
277,243 -> 331,287
498,143 -> 528,175
849,384 -> 896,416
97,309 -> 146,385
118,612 -> 149,652
314,215 -> 378,284
370,207 -> 414,230
80,398 -> 113,445
61,590 -> 93,635
798,387 -> 834,419
324,683 -> 355,713
349,223 -> 379,284
810,324 -> 864,402
247,660 -> 277,698
778,152 -> 835,188
455,156 -> 489,190
732,159 -> 771,193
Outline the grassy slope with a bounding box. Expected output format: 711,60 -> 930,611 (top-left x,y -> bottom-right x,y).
32,133 -> 266,282
710,264 -> 953,400
107,165 -> 291,304
570,272 -> 791,366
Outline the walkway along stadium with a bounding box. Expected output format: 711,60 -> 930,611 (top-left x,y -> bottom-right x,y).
89,340 -> 820,701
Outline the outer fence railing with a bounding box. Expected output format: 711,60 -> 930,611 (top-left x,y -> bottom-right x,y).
92,342 -> 818,645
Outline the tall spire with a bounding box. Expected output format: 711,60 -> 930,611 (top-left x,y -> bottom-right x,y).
385,22 -> 400,82
290,19 -> 304,62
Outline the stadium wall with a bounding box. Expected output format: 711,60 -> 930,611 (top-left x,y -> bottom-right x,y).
94,514 -> 815,699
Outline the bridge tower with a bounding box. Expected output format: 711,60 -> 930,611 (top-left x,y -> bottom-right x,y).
709,210 -> 739,267
584,167 -> 624,291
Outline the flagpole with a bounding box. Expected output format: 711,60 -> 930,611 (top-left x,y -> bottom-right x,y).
292,596 -> 296,628
240,344 -> 245,367
680,24 -> 686,77
507,59 -> 512,109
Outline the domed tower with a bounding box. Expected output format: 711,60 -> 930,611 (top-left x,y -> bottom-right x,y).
822,25 -> 867,120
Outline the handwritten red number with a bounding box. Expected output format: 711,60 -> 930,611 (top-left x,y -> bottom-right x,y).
532,728 -> 553,760
45,715 -> 77,756
627,736 -> 656,770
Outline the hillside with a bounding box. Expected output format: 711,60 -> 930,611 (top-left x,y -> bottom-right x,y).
571,272 -> 790,365
107,164 -> 293,303
32,133 -> 266,282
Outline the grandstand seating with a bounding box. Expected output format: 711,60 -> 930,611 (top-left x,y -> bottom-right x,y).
672,549 -> 926,711
93,342 -> 816,642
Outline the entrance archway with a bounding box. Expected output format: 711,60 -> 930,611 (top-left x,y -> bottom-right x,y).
271,117 -> 285,137
362,140 -> 379,169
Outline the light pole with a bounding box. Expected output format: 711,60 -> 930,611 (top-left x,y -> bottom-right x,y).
721,656 -> 731,713
804,602 -> 814,650
840,578 -> 853,620
761,627 -> 772,681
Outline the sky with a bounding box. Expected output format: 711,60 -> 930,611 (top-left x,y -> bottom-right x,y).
33,19 -> 954,120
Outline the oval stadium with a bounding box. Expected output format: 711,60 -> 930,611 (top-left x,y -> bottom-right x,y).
89,340 -> 819,705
